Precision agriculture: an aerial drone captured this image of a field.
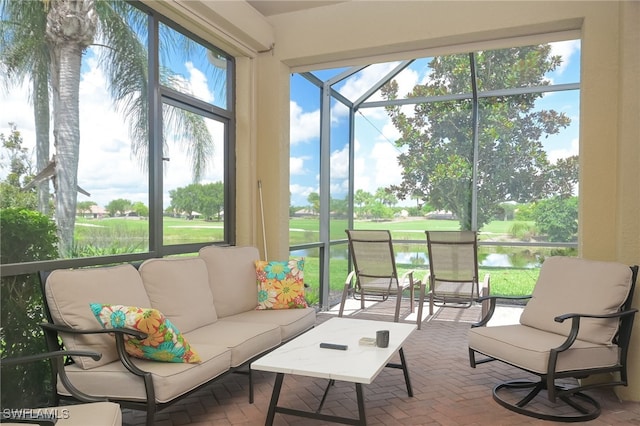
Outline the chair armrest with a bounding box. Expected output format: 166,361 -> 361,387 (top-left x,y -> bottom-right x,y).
40,322 -> 147,339
555,308 -> 638,323
550,308 -> 639,357
399,270 -> 422,288
471,295 -> 532,328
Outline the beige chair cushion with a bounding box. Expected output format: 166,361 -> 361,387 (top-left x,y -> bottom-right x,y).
45,264 -> 151,369
468,324 -> 619,374
199,246 -> 260,318
519,257 -> 632,345
4,402 -> 122,426
221,308 -> 316,342
138,257 -> 217,333
58,344 -> 231,404
185,320 -> 281,367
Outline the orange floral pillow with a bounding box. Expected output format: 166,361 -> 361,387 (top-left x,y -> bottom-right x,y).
255,259 -> 308,310
90,303 -> 200,363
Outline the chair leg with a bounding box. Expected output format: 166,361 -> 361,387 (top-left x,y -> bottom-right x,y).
416,283 -> 425,330
429,291 -> 434,316
492,379 -> 601,422
394,286 -> 402,322
338,284 -> 349,317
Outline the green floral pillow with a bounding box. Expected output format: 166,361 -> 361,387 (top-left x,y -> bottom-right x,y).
90,303 -> 201,363
255,259 -> 308,310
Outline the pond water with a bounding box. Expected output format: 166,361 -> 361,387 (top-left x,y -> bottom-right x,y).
293,244 -> 554,269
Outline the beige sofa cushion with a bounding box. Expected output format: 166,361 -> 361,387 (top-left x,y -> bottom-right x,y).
45,264 -> 151,369
468,324 -> 619,374
139,257 -> 217,333
199,246 -> 260,318
223,308 -> 316,342
186,320 -> 281,367
519,257 -> 632,345
58,343 -> 231,404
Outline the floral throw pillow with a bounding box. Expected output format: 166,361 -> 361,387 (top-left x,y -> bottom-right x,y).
89,303 -> 201,363
255,259 -> 308,310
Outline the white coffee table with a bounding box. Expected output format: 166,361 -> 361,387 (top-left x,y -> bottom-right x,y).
251,317 -> 417,425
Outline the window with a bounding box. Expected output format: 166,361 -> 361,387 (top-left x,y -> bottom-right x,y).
0,3 -> 235,271
291,39 -> 580,308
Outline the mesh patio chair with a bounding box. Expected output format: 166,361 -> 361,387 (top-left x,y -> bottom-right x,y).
468,257 -> 638,422
0,350 -> 122,425
422,230 -> 490,316
338,229 -> 425,328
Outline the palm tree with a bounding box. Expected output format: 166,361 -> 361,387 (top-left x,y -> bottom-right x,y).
1,1 -> 51,213
1,0 -> 216,255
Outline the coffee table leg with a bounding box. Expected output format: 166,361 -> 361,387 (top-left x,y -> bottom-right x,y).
265,373 -> 284,426
399,348 -> 413,397
355,383 -> 367,425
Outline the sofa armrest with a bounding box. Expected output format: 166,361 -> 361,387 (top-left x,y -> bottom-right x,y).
1,350 -> 109,405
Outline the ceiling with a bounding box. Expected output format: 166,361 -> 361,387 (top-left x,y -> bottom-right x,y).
246,1 -> 347,17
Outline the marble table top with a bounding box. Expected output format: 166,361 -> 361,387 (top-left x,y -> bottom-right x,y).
251,317 -> 416,384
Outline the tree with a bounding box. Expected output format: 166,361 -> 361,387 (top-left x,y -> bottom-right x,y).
105,198 -> 131,217
131,201 -> 148,217
382,45 -> 574,230
0,124 -> 37,209
169,184 -> 201,218
1,0 -> 218,255
76,200 -> 96,216
197,182 -> 224,220
307,192 -> 320,215
354,189 -> 373,218
533,196 -> 578,242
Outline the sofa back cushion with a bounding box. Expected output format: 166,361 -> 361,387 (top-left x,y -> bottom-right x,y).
138,257 -> 217,333
44,264 -> 151,369
520,257 -> 633,345
199,246 -> 260,318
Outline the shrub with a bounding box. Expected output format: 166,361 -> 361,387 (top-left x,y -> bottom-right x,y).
1,208 -> 58,408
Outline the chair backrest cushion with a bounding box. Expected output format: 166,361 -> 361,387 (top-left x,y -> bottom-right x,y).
45,264 -> 151,369
139,257 -> 217,333
347,230 -> 396,285
426,231 -> 478,282
199,245 -> 260,318
520,256 -> 633,345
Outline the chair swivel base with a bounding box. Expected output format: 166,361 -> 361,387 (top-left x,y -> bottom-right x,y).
492,379 -> 601,423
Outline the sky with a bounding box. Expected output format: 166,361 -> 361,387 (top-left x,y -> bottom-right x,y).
0,39 -> 580,211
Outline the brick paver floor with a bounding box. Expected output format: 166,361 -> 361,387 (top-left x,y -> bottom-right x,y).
122,300 -> 640,425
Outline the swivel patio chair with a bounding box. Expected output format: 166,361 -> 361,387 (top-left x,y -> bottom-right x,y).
468,256 -> 638,422
423,230 -> 490,316
0,350 -> 122,425
338,229 -> 425,328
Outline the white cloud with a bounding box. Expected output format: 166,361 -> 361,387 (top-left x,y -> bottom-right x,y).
550,40 -> 581,75
290,101 -> 320,145
548,137 -> 579,163
330,144 -> 349,179
185,61 -> 214,103
290,156 -> 307,175
289,183 -> 317,203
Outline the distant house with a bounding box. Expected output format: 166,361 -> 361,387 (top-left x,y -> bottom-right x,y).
425,210 -> 457,220
292,208 -> 316,218
76,205 -> 107,219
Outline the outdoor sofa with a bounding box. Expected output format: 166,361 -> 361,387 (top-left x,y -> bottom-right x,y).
38,245 -> 316,426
